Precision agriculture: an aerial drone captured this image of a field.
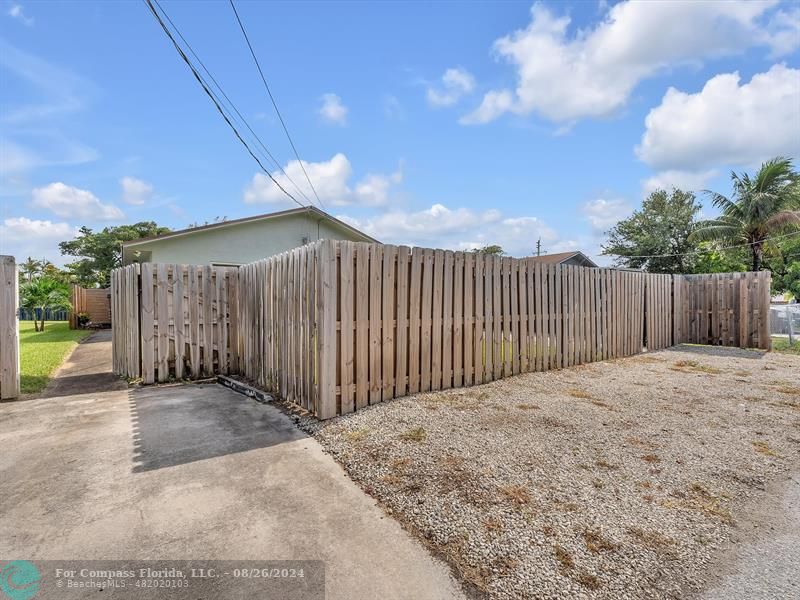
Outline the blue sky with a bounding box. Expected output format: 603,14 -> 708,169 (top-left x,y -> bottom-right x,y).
1,0 -> 799,266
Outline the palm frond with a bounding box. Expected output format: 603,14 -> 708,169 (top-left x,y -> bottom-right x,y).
764,210 -> 800,232
754,156 -> 794,193
689,221 -> 742,243
703,190 -> 743,220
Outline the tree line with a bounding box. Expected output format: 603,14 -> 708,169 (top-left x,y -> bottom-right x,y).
603,157 -> 799,301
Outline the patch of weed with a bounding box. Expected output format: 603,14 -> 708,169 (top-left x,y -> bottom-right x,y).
575,570 -> 602,590
583,528 -> 618,554
752,440 -> 778,456
345,428 -> 370,442
499,484 -> 531,505
483,516 -> 504,533
627,526 -> 676,552
553,545 -> 574,570
400,426 -> 427,442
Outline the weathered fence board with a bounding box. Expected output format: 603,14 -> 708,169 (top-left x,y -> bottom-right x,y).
1,256 -> 20,400
673,271 -> 771,350
111,264 -> 238,382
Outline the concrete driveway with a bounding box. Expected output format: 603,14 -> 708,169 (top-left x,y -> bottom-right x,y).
0,332 -> 465,600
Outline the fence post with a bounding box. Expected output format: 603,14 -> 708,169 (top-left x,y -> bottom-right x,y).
0,256 -> 20,400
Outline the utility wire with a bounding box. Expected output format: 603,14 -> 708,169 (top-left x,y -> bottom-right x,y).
602,230 -> 800,259
228,0 -> 325,211
151,0 -> 316,208
143,0 -> 306,209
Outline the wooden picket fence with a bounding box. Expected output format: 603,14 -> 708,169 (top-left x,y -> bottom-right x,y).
673,271 -> 772,349
238,243 -> 322,414
1,255 -> 20,400
237,241 -> 677,419
111,263 -> 240,382
111,240 -> 772,420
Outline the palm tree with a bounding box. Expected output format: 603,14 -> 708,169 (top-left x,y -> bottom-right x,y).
691,157 -> 800,271
19,276 -> 72,332
19,257 -> 42,283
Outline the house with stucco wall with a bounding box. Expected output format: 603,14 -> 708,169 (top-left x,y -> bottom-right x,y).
122,206 -> 377,266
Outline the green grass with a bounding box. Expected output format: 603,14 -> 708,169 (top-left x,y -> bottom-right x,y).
772,336 -> 800,355
19,321 -> 92,394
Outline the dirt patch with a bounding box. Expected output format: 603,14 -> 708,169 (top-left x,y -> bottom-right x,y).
308,345 -> 800,599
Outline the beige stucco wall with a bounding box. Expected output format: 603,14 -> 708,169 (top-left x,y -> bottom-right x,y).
123,212 -> 370,266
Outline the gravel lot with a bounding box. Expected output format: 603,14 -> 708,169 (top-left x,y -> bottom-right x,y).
304,345 -> 800,599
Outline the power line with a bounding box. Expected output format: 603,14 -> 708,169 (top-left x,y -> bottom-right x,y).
228,0 -> 325,211
143,0 -> 306,209
603,230 -> 800,259
150,0 -> 316,208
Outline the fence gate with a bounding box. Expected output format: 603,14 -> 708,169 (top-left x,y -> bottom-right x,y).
111,263 -> 240,383
673,272 -> 771,350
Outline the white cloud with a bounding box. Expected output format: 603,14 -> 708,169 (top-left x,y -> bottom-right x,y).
31,182 -> 124,221
637,64 -> 800,172
427,67 -> 476,107
0,39 -> 94,124
120,176 -> 154,205
318,93 -> 348,125
581,198 -> 632,234
462,1 -> 798,124
641,170 -> 719,195
7,3 -> 33,26
354,169 -> 403,206
459,90 -> 514,125
0,217 -> 77,265
383,94 -> 404,120
0,137 -> 98,175
243,153 -> 402,207
339,204 -> 558,256
759,6 -> 800,57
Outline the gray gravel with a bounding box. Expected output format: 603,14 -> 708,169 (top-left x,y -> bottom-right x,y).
302,345 -> 800,599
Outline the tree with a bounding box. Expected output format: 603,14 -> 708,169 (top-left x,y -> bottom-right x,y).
692,242 -> 749,274
59,222 -> 170,287
765,234 -> 800,301
19,257 -> 42,283
602,189 -> 701,273
691,157 -> 800,271
472,244 -> 504,255
19,276 -> 72,332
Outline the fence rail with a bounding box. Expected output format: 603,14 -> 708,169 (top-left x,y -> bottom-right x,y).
111,241 -> 771,419
1,255 -> 20,400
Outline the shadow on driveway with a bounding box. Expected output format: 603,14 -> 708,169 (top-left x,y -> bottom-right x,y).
129,383 -> 306,473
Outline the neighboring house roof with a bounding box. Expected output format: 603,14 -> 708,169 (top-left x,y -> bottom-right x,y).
526,251 -> 598,268
122,205 -> 379,248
